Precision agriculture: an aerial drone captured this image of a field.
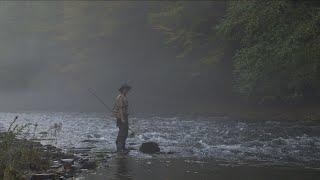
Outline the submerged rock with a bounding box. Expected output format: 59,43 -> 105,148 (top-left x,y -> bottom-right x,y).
139,142 -> 160,154
81,139 -> 100,143
80,159 -> 97,170
61,158 -> 75,172
93,133 -> 101,138
31,173 -> 56,180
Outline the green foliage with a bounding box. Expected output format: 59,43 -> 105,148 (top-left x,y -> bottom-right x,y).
217,0 -> 320,103
151,1 -> 320,104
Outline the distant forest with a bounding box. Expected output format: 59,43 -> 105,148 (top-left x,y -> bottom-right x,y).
150,1 -> 320,105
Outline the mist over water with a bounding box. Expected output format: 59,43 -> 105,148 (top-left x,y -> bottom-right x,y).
0,1 -> 224,114
1,112 -> 319,169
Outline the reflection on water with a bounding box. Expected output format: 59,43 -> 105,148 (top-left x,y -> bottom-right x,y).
0,112 -> 320,168
115,156 -> 131,180
84,157 -> 320,180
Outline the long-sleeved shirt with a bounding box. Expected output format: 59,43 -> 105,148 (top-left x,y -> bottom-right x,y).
113,94 -> 129,119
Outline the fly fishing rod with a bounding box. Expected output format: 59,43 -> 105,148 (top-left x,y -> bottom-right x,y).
88,88 -> 113,113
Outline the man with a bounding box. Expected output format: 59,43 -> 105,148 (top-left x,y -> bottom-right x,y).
113,83 -> 131,152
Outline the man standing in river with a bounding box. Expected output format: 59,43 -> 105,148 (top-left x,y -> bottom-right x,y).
113,83 -> 131,152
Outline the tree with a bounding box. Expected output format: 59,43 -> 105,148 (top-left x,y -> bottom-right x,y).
150,1 -> 320,104
217,0 -> 320,104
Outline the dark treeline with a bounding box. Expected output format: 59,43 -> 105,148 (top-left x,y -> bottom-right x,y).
150,1 -> 320,105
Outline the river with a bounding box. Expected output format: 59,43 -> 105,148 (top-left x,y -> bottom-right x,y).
0,112 -> 320,179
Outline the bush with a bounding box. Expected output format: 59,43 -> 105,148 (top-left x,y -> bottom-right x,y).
0,116 -> 50,179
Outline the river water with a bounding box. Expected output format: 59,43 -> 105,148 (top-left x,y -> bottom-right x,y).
0,111 -> 320,174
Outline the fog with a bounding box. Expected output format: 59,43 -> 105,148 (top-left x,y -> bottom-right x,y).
0,1 -> 229,114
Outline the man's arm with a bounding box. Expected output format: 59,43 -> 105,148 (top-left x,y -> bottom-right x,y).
119,96 -> 125,123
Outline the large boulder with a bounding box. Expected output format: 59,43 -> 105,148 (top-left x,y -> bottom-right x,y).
139,142 -> 160,154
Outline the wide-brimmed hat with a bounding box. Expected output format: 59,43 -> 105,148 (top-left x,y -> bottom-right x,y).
119,83 -> 132,92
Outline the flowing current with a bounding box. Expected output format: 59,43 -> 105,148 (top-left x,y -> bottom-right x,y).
0,112 -> 320,169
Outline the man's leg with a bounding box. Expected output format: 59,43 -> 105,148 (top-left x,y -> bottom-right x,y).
121,122 -> 128,150
116,121 -> 128,152
116,119 -> 123,152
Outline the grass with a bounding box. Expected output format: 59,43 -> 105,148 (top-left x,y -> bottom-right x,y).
0,116 -> 50,179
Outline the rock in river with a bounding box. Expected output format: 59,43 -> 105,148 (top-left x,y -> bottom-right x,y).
139,142 -> 160,154
31,173 -> 56,180
79,159 -> 97,170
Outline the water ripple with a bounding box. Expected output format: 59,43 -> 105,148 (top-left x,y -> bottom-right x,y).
0,112 -> 319,168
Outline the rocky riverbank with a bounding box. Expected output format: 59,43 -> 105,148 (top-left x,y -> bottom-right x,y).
0,131 -> 108,179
